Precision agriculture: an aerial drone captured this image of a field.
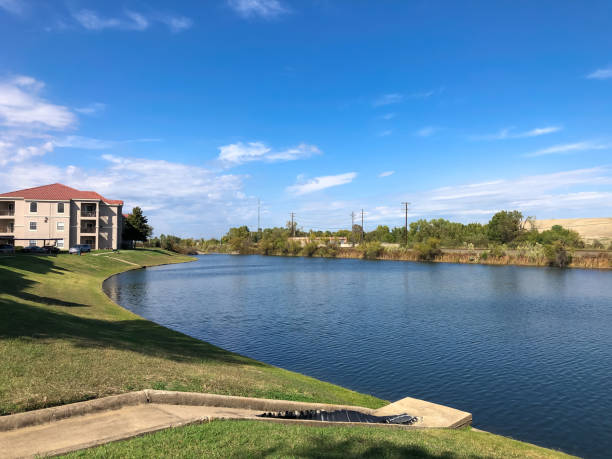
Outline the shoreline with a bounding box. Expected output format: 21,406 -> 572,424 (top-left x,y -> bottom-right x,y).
200,247 -> 612,270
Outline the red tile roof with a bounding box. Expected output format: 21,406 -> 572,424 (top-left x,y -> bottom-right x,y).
0,183 -> 123,205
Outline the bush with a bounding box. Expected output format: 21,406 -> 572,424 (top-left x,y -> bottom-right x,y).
414,237 -> 442,261
544,242 -> 571,268
489,244 -> 506,258
317,244 -> 338,258
361,241 -> 383,260
301,241 -> 319,257
480,251 -> 488,260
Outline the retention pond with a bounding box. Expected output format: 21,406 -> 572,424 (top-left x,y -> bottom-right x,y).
103,254 -> 612,458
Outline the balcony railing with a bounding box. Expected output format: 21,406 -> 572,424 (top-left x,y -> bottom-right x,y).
0,225 -> 14,233
80,226 -> 97,233
81,210 -> 97,217
0,210 -> 15,216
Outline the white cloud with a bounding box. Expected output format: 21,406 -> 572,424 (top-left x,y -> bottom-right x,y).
73,10 -> 121,30
287,172 -> 357,195
586,67 -> 612,80
415,126 -> 437,137
372,93 -> 404,107
520,126 -> 561,137
0,139 -> 53,166
378,171 -> 395,177
378,129 -> 392,137
381,113 -> 395,120
409,89 -> 435,99
218,141 -> 320,165
0,0 -> 23,15
471,126 -> 561,141
72,9 -> 192,32
0,75 -> 75,129
525,141 -> 608,157
52,135 -> 114,150
373,88 -> 441,107
227,0 -> 288,18
74,102 -> 106,115
157,15 -> 193,32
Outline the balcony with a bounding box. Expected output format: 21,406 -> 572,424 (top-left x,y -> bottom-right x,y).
0,222 -> 14,233
81,210 -> 97,218
0,202 -> 15,217
80,224 -> 97,234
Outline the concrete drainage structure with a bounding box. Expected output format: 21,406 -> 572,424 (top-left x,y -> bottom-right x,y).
0,390 -> 472,458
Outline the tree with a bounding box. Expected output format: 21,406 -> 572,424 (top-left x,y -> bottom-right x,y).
123,207 -> 153,243
487,210 -> 523,244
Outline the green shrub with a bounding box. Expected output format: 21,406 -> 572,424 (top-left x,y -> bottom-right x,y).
301,241 -> 319,257
361,241 -> 383,260
317,244 -> 338,258
480,251 -> 489,260
489,244 -> 506,258
414,237 -> 442,261
543,242 -> 571,268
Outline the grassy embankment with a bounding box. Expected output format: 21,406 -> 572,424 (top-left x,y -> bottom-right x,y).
64,420 -> 572,458
0,249 -> 572,457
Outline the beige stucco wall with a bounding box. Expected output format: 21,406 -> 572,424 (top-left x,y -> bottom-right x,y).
99,203 -> 122,250
1,199 -> 71,248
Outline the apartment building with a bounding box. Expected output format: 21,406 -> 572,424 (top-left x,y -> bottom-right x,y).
0,183 -> 123,250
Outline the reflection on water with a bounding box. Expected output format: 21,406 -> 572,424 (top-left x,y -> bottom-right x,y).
104,255 -> 612,458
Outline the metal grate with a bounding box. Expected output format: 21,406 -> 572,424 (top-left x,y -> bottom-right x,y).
258,409 -> 418,425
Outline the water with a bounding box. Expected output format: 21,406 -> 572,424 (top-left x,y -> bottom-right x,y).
103,254 -> 612,458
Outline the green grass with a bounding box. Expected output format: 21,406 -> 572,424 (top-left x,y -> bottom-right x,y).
0,249 -> 572,457
63,420 -> 573,458
0,249 -> 382,414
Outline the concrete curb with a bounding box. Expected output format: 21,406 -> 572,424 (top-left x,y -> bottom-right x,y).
146,390 -> 377,415
0,391 -> 148,432
0,390 -> 471,434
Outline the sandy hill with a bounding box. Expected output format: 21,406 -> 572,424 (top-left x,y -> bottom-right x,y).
532,218 -> 612,243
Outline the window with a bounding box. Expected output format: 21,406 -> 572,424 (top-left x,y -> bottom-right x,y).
57,221 -> 65,231
57,239 -> 64,248
30,202 -> 37,213
58,202 -> 64,213
29,221 -> 37,231
29,240 -> 37,246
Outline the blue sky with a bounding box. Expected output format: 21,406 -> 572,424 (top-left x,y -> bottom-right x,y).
1,0 -> 611,237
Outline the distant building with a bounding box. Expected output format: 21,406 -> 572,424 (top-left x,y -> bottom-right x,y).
288,236 -> 349,247
0,183 -> 123,250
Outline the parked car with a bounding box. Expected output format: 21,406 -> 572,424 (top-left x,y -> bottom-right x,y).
0,244 -> 15,254
22,245 -> 47,254
69,244 -> 91,254
43,245 -> 60,254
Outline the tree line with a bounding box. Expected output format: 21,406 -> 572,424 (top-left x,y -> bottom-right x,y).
136,210 -> 610,267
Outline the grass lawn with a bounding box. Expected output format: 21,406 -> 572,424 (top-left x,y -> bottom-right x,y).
0,249 -> 572,457
63,420 -> 573,458
0,249 -> 382,415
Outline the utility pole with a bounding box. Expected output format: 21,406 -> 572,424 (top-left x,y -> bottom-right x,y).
290,212 -> 295,237
361,209 -> 364,243
351,211 -> 356,247
401,202 -> 410,246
